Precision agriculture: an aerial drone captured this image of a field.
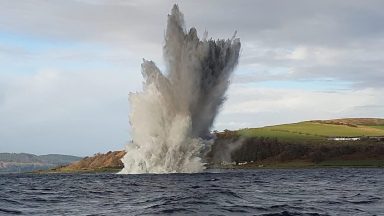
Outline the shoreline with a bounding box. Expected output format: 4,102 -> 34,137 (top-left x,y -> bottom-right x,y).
31,159 -> 384,174
212,159 -> 384,169
214,159 -> 384,169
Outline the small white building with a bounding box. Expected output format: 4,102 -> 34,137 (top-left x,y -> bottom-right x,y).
327,137 -> 361,141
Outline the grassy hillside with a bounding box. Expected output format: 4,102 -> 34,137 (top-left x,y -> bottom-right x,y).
369,126 -> 384,130
238,118 -> 384,142
212,118 -> 384,168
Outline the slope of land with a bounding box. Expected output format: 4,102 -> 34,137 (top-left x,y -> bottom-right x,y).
0,153 -> 82,173
211,118 -> 384,168
50,151 -> 125,173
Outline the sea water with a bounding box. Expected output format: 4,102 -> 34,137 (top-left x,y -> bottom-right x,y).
1,168 -> 383,215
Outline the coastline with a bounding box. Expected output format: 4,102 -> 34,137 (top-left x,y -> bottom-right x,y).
32,159 -> 384,174
214,159 -> 384,170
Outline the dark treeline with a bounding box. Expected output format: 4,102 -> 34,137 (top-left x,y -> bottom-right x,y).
207,131 -> 384,164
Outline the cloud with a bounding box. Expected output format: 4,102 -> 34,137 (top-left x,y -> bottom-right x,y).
2,1 -> 384,48
214,84 -> 384,130
2,0 -> 383,88
0,44 -> 30,59
0,69 -> 142,156
235,42 -> 384,89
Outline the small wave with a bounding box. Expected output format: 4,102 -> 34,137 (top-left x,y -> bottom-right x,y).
320,200 -> 342,205
0,198 -> 23,205
348,200 -> 375,204
259,211 -> 328,216
0,208 -> 23,215
222,207 -> 249,213
253,180 -> 268,183
211,188 -> 243,199
270,204 -> 290,209
156,207 -> 195,214
204,178 -> 219,182
347,195 -> 381,204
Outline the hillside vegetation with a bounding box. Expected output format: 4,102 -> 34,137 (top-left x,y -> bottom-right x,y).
211,118 -> 384,168
51,151 -> 125,173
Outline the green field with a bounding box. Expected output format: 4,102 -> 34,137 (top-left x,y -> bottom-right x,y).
368,125 -> 384,130
237,119 -> 384,142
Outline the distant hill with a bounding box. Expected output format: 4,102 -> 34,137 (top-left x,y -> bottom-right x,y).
0,153 -> 82,173
311,118 -> 384,126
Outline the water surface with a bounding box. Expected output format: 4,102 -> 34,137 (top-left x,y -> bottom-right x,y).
1,168 -> 383,215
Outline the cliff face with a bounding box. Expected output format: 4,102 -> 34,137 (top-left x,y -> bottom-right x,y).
54,151 -> 125,172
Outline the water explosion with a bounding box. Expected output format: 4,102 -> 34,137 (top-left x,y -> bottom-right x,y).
119,5 -> 240,174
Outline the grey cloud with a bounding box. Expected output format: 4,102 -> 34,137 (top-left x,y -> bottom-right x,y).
0,44 -> 31,58
2,0 -> 383,89
0,0 -> 167,45
353,105 -> 384,109
291,64 -> 384,88
2,1 -> 384,62
180,1 -> 384,47
3,1 -> 382,47
348,105 -> 384,118
235,42 -> 384,88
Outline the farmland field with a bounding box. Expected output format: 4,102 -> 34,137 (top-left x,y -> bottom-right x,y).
367,125 -> 384,130
237,119 -> 384,142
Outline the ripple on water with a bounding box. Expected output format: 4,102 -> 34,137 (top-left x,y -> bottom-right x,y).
0,208 -> 23,215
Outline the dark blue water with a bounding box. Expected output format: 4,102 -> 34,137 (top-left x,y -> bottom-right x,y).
0,168 -> 383,216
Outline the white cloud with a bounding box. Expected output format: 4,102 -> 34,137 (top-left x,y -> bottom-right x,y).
0,68 -> 141,156
287,46 -> 340,65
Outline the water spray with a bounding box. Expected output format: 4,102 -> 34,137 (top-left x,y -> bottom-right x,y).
119,5 -> 240,174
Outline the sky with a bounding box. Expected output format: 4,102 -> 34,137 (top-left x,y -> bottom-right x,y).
0,0 -> 383,156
